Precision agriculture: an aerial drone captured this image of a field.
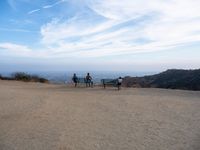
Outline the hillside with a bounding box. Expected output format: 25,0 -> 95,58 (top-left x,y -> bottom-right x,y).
122,69 -> 200,91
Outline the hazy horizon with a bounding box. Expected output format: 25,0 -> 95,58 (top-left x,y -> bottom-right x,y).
0,69 -> 157,84
1,0 -> 200,72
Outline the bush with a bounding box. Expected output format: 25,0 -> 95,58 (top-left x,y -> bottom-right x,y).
12,72 -> 31,81
11,72 -> 49,83
31,75 -> 48,83
39,78 -> 49,83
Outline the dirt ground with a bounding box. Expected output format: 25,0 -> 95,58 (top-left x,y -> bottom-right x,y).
0,80 -> 200,150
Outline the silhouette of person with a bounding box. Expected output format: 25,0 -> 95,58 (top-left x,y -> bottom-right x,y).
85,73 -> 93,87
72,73 -> 78,87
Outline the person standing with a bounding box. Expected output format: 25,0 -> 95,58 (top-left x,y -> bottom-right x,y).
117,77 -> 123,90
72,73 -> 78,87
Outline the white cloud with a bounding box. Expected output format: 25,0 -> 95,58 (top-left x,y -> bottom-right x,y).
40,17 -> 118,44
87,0 -> 200,20
45,0 -> 200,57
0,43 -> 32,56
5,0 -> 200,58
0,43 -> 52,58
43,5 -> 52,9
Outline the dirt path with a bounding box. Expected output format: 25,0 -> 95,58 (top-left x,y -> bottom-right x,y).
0,80 -> 200,150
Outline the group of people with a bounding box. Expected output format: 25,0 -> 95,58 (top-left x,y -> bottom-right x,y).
72,73 -> 93,87
72,73 -> 123,90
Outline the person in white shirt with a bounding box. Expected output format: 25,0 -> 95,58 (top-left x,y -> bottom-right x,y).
117,77 -> 123,90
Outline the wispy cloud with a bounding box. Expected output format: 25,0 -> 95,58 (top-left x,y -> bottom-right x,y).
28,0 -> 67,15
28,9 -> 40,14
3,0 -> 200,59
37,0 -> 200,58
7,0 -> 31,10
7,0 -> 17,10
0,27 -> 34,32
43,0 -> 67,9
43,5 -> 52,9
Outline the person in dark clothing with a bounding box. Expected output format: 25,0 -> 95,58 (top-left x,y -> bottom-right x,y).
85,73 -> 93,87
72,73 -> 78,87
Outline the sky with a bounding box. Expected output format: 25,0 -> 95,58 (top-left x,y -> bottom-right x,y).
0,0 -> 200,72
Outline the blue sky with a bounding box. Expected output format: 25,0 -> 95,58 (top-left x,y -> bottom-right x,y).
0,0 -> 200,72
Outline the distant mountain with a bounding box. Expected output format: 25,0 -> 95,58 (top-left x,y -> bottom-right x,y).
122,69 -> 200,91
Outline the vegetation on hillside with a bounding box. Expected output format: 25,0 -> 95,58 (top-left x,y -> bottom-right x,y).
0,72 -> 49,83
122,69 -> 200,91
